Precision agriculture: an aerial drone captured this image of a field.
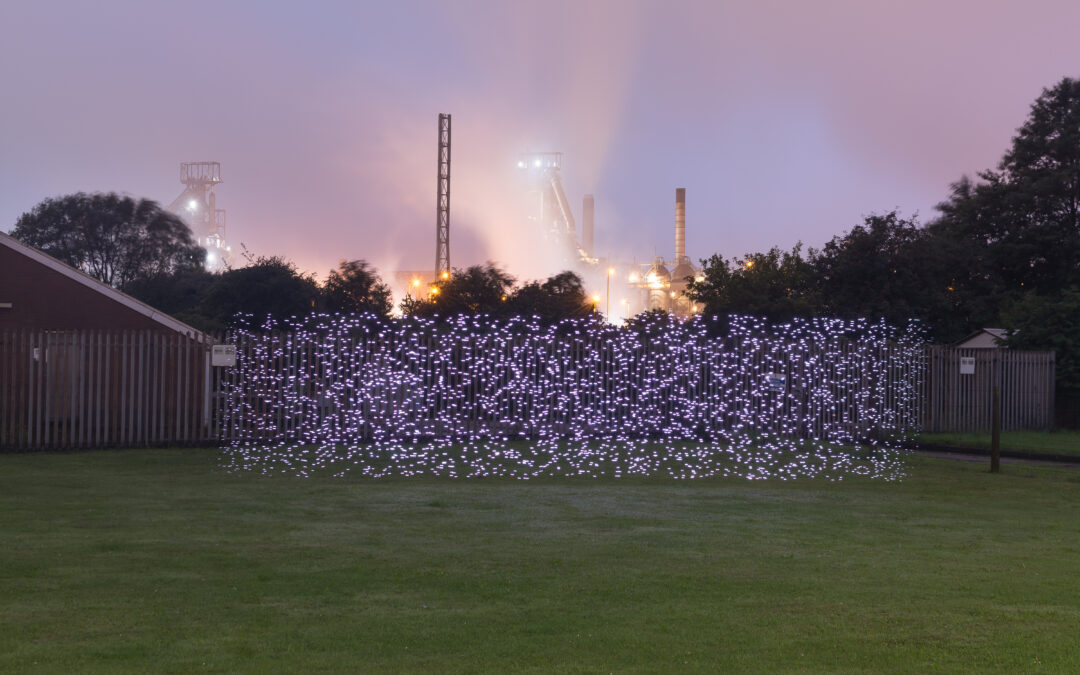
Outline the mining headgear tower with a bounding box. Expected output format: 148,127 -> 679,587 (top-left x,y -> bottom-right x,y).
518,151 -> 593,263
167,161 -> 231,271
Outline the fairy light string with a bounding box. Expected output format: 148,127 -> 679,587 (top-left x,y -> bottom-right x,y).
221,313 -> 923,480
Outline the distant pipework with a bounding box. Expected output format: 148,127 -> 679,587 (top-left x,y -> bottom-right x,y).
549,172 -> 576,243
675,187 -> 686,262
582,194 -> 594,257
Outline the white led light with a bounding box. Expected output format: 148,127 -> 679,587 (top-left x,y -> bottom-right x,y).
221,314 -> 923,481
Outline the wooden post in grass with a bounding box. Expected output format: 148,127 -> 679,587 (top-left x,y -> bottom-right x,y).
990,385 -> 1001,473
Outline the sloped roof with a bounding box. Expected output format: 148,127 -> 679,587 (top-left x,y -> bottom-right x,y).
954,327 -> 1012,348
0,230 -> 206,338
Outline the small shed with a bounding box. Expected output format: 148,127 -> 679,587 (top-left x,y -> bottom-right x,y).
1,232 -> 217,449
0,231 -> 201,335
953,328 -> 1011,349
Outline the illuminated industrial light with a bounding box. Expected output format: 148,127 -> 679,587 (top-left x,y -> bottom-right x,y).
517,161 -> 525,168
430,286 -> 439,295
187,199 -> 198,211
412,279 -> 421,287
608,267 -> 616,276
592,294 -> 601,303
441,271 -> 450,280
533,159 -> 541,167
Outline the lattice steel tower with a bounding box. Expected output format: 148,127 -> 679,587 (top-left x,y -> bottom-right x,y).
167,161 -> 230,271
435,114 -> 451,276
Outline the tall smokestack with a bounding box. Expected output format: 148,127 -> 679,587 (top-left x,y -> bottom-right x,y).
675,187 -> 686,261
582,194 -> 594,256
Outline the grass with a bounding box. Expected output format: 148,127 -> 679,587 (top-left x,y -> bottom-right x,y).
1,448 -> 1079,672
918,430 -> 1080,456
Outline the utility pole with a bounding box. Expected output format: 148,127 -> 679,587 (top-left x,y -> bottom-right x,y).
991,350 -> 1001,473
991,385 -> 1001,473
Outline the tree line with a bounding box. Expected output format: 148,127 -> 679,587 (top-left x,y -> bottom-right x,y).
686,77 -> 1080,395
8,77 -> 1080,396
9,194 -> 596,331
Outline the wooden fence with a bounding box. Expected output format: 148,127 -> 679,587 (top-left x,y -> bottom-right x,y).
0,330 -> 227,449
0,330 -> 1059,450
921,347 -> 1055,432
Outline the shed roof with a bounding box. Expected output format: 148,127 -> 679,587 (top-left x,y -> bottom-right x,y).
0,230 -> 206,338
954,327 -> 1012,348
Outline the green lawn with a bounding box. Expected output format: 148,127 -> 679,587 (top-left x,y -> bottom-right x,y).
919,430 -> 1080,457
2,449 -> 1079,673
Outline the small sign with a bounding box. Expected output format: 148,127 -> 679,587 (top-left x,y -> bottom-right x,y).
959,356 -> 975,375
766,372 -> 786,392
211,344 -> 237,367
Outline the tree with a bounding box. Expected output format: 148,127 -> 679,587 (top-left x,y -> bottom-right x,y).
623,307 -> 678,333
993,77 -> 1080,291
924,177 -> 1004,338
1002,288 -> 1080,396
932,77 -> 1080,299
814,212 -> 957,338
11,192 -> 205,288
322,259 -> 392,318
685,244 -> 820,324
123,269 -> 218,332
200,255 -> 319,330
401,263 -> 516,320
507,270 -> 595,324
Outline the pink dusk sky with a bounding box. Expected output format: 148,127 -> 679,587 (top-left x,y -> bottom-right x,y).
2,0 -> 1078,284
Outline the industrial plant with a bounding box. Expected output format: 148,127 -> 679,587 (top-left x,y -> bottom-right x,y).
396,113 -> 703,321
164,116 -> 703,319
167,161 -> 233,272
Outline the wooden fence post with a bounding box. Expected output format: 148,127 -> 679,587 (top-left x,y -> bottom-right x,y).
991,384 -> 1001,473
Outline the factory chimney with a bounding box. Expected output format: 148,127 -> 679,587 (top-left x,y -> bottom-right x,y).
582,194 -> 594,257
675,188 -> 686,261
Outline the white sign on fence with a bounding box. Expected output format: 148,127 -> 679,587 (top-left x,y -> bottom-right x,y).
211,344 -> 237,367
959,356 -> 975,375
766,372 -> 786,392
